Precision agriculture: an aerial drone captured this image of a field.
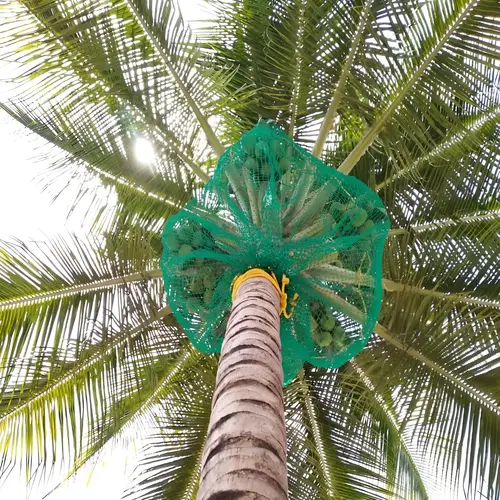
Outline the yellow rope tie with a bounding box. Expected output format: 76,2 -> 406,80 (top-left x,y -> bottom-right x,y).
231,268 -> 299,318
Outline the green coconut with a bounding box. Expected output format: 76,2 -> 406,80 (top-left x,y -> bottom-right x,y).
244,156 -> 257,171
186,297 -> 203,314
320,315 -> 336,332
279,158 -> 291,173
192,230 -> 203,248
360,219 -> 375,233
281,169 -> 295,185
190,275 -> 204,294
330,201 -> 350,221
203,274 -> 217,290
165,232 -> 180,251
272,140 -> 286,159
310,300 -> 322,315
178,244 -> 193,257
371,207 -> 387,223
317,330 -> 333,347
261,162 -> 272,180
364,200 -> 375,214
332,326 -> 349,350
347,207 -> 368,228
203,289 -> 214,306
177,225 -> 194,244
331,202 -> 350,213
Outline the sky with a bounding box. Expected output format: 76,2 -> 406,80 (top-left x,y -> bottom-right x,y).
0,114 -> 74,239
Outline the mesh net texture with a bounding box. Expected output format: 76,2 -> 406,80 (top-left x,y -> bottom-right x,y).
161,122 -> 390,385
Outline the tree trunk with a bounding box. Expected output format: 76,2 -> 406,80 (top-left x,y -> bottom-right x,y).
197,277 -> 288,500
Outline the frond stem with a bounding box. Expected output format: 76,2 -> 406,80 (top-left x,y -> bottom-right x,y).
337,0 -> 478,175
374,323 -> 500,416
287,1 -> 306,138
388,210 -> 500,236
376,106 -> 500,191
298,369 -> 336,497
312,0 -> 374,157
0,270 -> 163,311
124,0 -> 225,158
382,279 -> 500,309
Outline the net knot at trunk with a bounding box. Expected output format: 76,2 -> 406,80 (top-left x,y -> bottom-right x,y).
231,268 -> 299,318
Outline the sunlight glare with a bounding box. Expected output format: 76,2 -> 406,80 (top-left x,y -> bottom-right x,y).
134,137 -> 156,165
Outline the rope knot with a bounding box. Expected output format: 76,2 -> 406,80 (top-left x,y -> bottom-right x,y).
231,268 -> 298,318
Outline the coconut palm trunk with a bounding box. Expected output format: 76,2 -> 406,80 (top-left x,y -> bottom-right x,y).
197,277 -> 288,500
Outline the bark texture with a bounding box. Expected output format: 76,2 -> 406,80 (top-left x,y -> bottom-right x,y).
197,277 -> 288,500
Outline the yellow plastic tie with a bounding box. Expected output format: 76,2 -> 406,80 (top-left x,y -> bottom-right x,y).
231,268 -> 299,318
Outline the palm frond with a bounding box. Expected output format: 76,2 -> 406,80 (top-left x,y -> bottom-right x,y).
312,0 -> 375,156
375,209 -> 500,494
384,219 -> 500,305
374,324 -> 500,414
0,0 -> 206,180
357,331 -> 500,499
388,210 -> 500,237
201,0 -> 407,146
124,0 -> 224,157
378,131 -> 500,233
42,346 -> 201,498
283,366 -> 429,500
381,279 -> 500,309
338,0 -> 500,175
123,354 -> 217,500
0,304 -> 178,480
376,105 -> 500,191
0,234 -> 183,481
0,0 -> 253,223
349,361 -> 430,498
0,98 -> 191,231
378,218 -> 500,412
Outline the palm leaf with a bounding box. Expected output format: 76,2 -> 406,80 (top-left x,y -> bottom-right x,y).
201,0 -> 409,146
357,333 -> 500,499
0,0 -> 253,224
123,354 -> 217,500
0,234 -> 184,481
338,0 -> 500,175
283,366 -> 429,500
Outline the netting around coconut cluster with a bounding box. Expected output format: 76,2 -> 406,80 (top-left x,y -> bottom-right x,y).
161,122 -> 390,385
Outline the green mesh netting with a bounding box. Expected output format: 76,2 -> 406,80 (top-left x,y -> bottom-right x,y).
161,122 -> 390,385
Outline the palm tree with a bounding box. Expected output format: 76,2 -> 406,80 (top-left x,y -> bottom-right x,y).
0,0 -> 499,498
197,276 -> 288,499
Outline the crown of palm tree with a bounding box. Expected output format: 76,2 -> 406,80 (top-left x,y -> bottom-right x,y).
0,0 -> 499,498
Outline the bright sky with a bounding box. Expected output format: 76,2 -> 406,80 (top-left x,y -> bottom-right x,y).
0,114 -> 70,239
